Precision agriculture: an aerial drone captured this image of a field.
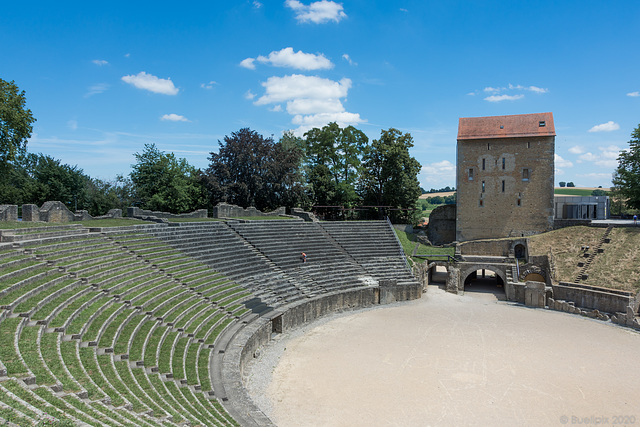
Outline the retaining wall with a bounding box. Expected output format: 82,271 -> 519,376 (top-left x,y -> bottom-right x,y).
551,281 -> 634,314
211,203 -> 285,219
221,283 -> 422,427
127,206 -> 207,220
17,201 -> 122,222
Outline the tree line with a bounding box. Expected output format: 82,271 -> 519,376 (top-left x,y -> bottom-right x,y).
1,79 -> 422,222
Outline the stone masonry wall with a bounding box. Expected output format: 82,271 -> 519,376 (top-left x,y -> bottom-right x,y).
456,136 -> 555,241
427,204 -> 456,245
211,203 -> 285,219
0,205 -> 18,221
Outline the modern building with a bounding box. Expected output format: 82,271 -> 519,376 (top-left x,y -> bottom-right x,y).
554,195 -> 610,220
456,112 -> 555,241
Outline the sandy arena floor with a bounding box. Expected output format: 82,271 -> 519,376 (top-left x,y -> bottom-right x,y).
244,284 -> 640,426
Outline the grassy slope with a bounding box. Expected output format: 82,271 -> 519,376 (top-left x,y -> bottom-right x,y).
528,226 -> 640,292
394,229 -> 454,261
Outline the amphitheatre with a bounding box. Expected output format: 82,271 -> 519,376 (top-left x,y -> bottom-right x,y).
0,113 -> 639,426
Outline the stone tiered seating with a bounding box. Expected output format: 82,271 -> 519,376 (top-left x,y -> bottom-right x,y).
0,224 -> 246,425
139,222 -> 310,308
321,221 -> 419,286
0,219 -> 421,425
229,220 -> 379,294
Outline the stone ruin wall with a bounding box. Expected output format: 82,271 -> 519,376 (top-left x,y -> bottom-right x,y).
1,201 -> 121,222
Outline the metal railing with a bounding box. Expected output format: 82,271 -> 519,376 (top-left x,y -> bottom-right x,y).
413,254 -> 457,263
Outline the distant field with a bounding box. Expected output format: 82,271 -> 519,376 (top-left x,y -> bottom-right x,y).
554,187 -> 610,196
419,191 -> 455,199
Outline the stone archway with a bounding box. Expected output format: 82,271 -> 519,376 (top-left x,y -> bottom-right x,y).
519,266 -> 547,284
459,264 -> 508,299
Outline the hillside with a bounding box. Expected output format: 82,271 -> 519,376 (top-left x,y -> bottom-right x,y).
528,226 -> 640,292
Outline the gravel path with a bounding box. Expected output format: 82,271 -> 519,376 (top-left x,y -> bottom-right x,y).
244,286 -> 640,426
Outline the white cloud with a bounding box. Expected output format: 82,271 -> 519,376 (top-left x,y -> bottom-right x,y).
253,1 -> 263,8
85,83 -> 109,98
627,91 -> 639,97
254,74 -> 363,134
399,8 -> 408,12
200,81 -> 217,89
286,98 -> 345,115
478,84 -> 548,101
269,105 -> 283,112
161,113 -> 190,122
255,74 -> 351,105
285,0 -> 347,24
578,145 -> 621,169
251,47 -> 333,70
568,145 -> 585,154
121,71 -> 179,95
245,90 -> 256,100
92,59 -> 108,66
239,58 -> 256,69
242,48 -> 333,71
527,85 -> 548,94
420,160 -> 456,185
342,54 -> 356,66
555,154 -> 573,168
67,120 -> 78,131
484,94 -> 524,102
588,121 -> 620,132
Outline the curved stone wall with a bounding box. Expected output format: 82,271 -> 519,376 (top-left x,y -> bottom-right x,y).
218,284 -> 421,426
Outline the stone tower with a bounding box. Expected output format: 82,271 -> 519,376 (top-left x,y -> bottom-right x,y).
456,112 -> 555,241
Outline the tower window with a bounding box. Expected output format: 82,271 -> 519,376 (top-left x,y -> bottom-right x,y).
527,141 -> 531,148
502,180 -> 505,192
468,168 -> 474,181
479,199 -> 483,207
539,121 -> 546,127
482,158 -> 485,170
522,168 -> 530,181
487,143 -> 490,150
517,198 -> 521,206
502,157 -> 505,170
482,181 -> 485,192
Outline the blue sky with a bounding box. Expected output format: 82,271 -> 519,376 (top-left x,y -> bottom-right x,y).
2,0 -> 639,190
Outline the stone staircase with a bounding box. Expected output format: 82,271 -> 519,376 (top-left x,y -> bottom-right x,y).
574,225 -> 613,283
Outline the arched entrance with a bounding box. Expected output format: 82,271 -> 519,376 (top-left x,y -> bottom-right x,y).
461,266 -> 506,300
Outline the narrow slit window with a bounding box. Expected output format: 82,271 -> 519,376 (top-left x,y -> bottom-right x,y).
527,141 -> 531,149
502,180 -> 505,192
482,158 -> 485,170
522,168 -> 530,181
502,157 -> 505,170
517,198 -> 521,206
482,181 -> 485,192
468,168 -> 474,181
487,143 -> 490,150
479,199 -> 483,207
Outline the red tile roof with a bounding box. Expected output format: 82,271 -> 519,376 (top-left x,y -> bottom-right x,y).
457,112 -> 555,140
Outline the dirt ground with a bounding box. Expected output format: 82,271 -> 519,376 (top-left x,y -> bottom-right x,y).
244,283 -> 640,427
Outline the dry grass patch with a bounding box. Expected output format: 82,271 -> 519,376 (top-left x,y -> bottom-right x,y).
528,226 -> 604,282
583,227 -> 640,292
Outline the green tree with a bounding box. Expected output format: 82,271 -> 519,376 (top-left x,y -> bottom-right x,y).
304,123 -> 369,211
559,181 -> 566,187
130,143 -> 205,213
612,124 -> 640,210
0,79 -> 36,171
360,128 -> 422,222
202,128 -> 305,211
591,189 -> 607,197
566,182 -> 575,187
